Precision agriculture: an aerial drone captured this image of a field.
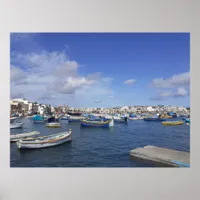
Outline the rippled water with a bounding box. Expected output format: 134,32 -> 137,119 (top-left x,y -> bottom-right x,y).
10,118 -> 190,167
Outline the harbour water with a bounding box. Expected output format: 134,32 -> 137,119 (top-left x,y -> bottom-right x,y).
10,118 -> 190,167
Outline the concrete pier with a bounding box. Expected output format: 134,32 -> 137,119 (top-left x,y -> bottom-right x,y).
130,145 -> 190,167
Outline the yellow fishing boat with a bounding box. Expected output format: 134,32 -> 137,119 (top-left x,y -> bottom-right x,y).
162,121 -> 183,126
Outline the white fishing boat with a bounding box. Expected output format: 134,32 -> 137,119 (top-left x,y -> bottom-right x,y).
68,115 -> 85,122
10,131 -> 40,142
16,129 -> 72,149
10,122 -> 23,129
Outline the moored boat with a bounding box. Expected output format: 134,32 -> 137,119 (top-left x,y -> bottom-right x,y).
60,116 -> 69,120
10,122 -> 23,129
10,117 -> 20,123
33,115 -> 45,124
162,121 -> 183,126
185,118 -> 190,123
68,115 -> 85,122
16,129 -> 72,149
115,117 -> 128,123
105,115 -> 128,123
81,117 -> 114,127
129,115 -> 144,120
46,122 -> 61,128
46,116 -> 61,128
10,131 -> 40,142
144,117 -> 166,121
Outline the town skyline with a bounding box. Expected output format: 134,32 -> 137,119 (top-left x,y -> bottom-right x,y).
10,97 -> 190,110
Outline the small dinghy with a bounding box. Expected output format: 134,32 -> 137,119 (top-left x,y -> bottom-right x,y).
16,129 -> 72,149
10,122 -> 23,129
162,121 -> 183,126
10,131 -> 40,142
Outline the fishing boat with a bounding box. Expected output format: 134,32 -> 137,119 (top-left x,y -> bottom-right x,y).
129,115 -> 144,120
46,116 -> 61,128
46,123 -> 61,128
67,112 -> 82,116
10,131 -> 40,142
115,117 -> 128,123
81,117 -> 114,128
60,114 -> 69,121
68,115 -> 85,122
162,121 -> 183,126
185,118 -> 190,123
10,122 -> 23,129
10,117 -> 20,123
105,115 -> 127,123
144,117 -> 166,121
33,115 -> 45,124
16,130 -> 72,149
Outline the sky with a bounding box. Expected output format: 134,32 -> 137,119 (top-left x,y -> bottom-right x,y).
10,33 -> 190,108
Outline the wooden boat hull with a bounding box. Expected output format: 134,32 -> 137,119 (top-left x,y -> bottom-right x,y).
17,130 -> 72,149
68,116 -> 85,122
129,117 -> 143,120
144,118 -> 166,121
46,123 -> 61,128
162,121 -> 183,126
10,131 -> 40,142
81,119 -> 114,127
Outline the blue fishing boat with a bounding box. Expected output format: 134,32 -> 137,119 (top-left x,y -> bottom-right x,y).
185,118 -> 190,123
115,116 -> 128,123
81,116 -> 114,128
144,117 -> 166,121
33,115 -> 45,124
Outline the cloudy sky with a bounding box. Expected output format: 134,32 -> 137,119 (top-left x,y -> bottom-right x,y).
10,33 -> 190,107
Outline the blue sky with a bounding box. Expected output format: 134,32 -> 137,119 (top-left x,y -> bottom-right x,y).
10,33 -> 190,107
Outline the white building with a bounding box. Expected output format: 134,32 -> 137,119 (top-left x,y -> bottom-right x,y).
51,106 -> 55,113
147,106 -> 155,112
120,106 -> 130,112
28,102 -> 32,111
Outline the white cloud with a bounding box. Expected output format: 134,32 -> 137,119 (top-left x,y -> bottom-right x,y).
10,65 -> 26,82
87,72 -> 102,81
102,77 -> 114,83
151,88 -> 188,100
124,79 -> 136,85
152,72 -> 190,88
174,87 -> 188,97
11,49 -> 114,106
49,76 -> 96,94
109,95 -> 114,99
94,100 -> 103,103
54,61 -> 79,77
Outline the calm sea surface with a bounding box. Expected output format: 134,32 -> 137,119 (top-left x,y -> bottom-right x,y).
10,118 -> 190,167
